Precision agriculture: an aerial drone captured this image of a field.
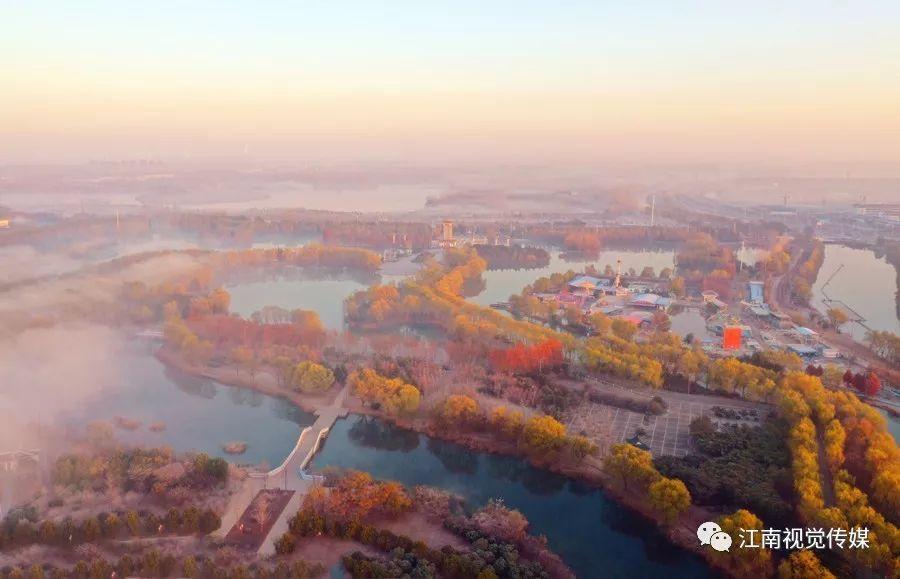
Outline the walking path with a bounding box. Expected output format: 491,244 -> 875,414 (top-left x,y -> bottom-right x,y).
217,384 -> 350,552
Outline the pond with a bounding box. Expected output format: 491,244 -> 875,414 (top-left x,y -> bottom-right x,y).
811,244 -> 899,340
470,249 -> 677,307
312,415 -> 713,579
58,341 -> 315,468
669,308 -> 713,342
227,278 -> 367,330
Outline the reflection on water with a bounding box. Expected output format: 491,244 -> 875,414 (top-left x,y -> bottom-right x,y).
60,342 -> 315,467
471,249 -> 676,307
313,415 -> 711,578
347,416 -> 420,453
812,245 -> 899,339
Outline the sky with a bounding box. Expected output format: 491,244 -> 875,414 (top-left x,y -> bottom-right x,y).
2,1 -> 899,166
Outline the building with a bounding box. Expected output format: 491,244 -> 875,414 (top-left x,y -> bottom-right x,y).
630,293 -> 672,310
788,344 -> 818,358
567,275 -> 607,295
748,281 -> 764,304
441,220 -> 453,242
0,218 -> 9,229
723,326 -> 743,350
793,326 -> 819,344
701,290 -> 719,303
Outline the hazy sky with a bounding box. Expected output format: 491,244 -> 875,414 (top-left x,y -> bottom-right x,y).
2,1 -> 899,165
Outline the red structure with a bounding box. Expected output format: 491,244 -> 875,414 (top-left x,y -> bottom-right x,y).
723,326 -> 742,350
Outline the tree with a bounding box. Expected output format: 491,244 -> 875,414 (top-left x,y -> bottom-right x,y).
842,368 -> 853,386
603,443 -> 660,492
777,550 -> 835,579
349,369 -> 421,415
648,477 -> 691,524
434,395 -> 482,428
489,407 -> 524,440
292,361 -> 336,393
864,371 -> 881,397
229,346 -> 253,376
689,415 -> 715,438
588,312 -> 612,336
716,509 -> 772,576
670,276 -> 686,298
826,307 -> 849,329
640,266 -> 656,279
611,318 -> 638,341
820,364 -> 844,389
522,415 -> 567,455
676,349 -> 707,394
208,288 -> 231,314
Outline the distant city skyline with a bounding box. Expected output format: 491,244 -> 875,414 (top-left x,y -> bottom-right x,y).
2,1 -> 899,166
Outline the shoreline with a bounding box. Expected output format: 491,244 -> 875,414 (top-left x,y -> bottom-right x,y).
156,347 -> 732,576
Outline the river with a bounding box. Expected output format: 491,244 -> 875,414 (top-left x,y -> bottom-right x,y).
312,415 -> 712,579
811,244 -> 899,340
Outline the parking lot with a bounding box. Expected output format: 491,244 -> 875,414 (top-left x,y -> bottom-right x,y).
565,381 -> 768,457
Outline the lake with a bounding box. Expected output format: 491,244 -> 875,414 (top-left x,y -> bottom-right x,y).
58,342 -> 314,468
227,278 -> 367,330
811,244 -> 899,340
312,415 -> 712,579
470,249 -> 677,307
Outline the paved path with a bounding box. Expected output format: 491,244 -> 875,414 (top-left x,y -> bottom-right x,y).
218,384 -> 350,551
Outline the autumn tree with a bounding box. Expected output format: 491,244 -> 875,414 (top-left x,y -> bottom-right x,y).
603,443 -> 660,492
648,477 -> 692,525
489,407 -> 525,441
229,346 -> 254,376
670,276 -> 686,298
826,307 -> 849,329
521,415 -> 567,455
777,550 -> 835,579
611,318 -> 638,341
434,395 -> 482,429
292,361 -> 335,393
349,369 -> 421,415
208,288 -> 231,314
715,509 -> 772,577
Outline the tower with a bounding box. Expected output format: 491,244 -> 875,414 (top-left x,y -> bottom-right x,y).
650,195 -> 655,227
614,258 -> 622,289
441,220 -> 453,242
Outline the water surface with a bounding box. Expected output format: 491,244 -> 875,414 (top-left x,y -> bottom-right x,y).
471,249 -> 676,307
811,245 -> 899,340
227,278 -> 367,330
313,415 -> 712,579
60,342 -> 314,468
